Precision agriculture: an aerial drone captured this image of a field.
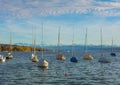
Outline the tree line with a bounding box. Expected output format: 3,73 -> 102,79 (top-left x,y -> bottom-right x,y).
0,44 -> 53,52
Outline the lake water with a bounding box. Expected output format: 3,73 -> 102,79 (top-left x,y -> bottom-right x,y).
0,49 -> 120,85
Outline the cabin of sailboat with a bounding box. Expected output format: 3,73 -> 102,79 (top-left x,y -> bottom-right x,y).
56,27 -> 66,61
83,28 -> 93,60
37,23 -> 49,68
6,32 -> 13,59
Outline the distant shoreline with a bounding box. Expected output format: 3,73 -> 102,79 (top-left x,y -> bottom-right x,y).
0,44 -> 53,52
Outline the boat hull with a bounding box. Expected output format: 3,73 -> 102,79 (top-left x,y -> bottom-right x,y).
38,59 -> 48,68
0,55 -> 6,62
56,54 -> 66,61
84,54 -> 93,60
70,57 -> 78,62
6,55 -> 13,59
31,54 -> 39,62
110,53 -> 116,56
98,57 -> 110,63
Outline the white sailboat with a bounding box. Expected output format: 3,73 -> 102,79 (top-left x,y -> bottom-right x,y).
56,27 -> 66,61
0,55 -> 6,62
6,32 -> 13,59
0,38 -> 6,62
31,29 -> 39,62
110,38 -> 116,56
83,28 -> 93,60
70,29 -> 78,62
38,23 -> 48,68
98,28 -> 110,63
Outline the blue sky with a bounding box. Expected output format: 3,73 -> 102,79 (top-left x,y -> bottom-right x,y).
0,0 -> 120,46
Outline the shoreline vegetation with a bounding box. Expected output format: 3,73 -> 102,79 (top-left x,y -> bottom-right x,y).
0,44 -> 119,52
0,44 -> 53,52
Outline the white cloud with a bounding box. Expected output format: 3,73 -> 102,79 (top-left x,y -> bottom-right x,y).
0,0 -> 120,19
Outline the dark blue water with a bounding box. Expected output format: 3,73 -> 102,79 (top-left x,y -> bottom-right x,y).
0,50 -> 120,85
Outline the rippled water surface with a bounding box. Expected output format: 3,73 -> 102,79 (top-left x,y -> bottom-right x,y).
0,50 -> 120,85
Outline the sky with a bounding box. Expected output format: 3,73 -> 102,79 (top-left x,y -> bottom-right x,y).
0,0 -> 120,46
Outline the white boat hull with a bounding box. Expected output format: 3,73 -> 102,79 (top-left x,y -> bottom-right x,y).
6,53 -> 13,59
31,53 -> 39,62
38,59 -> 48,68
0,55 -> 6,62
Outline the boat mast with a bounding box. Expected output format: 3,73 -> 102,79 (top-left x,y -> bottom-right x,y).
33,29 -> 36,55
84,28 -> 88,54
72,28 -> 74,56
100,28 -> 103,56
111,37 -> 113,52
10,32 -> 12,53
41,23 -> 44,58
32,28 -> 33,53
57,27 -> 60,56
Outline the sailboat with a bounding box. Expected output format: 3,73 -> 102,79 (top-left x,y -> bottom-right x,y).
0,55 -> 6,62
83,28 -> 93,60
38,23 -> 48,68
56,27 -> 66,61
70,29 -> 78,62
0,41 -> 5,62
98,28 -> 110,63
110,38 -> 116,56
31,29 -> 39,62
6,32 -> 13,59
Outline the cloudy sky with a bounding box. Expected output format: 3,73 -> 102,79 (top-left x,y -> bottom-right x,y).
0,0 -> 120,46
